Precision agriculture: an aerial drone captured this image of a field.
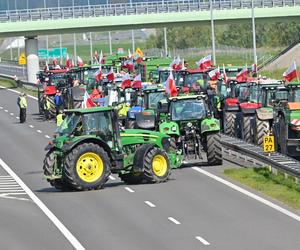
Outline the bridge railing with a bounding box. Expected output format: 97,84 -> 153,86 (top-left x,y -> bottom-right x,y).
0,0 -> 299,23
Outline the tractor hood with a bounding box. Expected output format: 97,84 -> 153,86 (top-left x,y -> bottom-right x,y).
256,107 -> 273,120
287,102 -> 300,110
240,102 -> 261,114
44,85 -> 56,95
225,98 -> 239,106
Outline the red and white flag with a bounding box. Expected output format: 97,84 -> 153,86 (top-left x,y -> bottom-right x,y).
208,67 -> 221,81
99,50 -> 105,64
170,56 -> 182,71
252,63 -> 257,74
128,49 -> 132,58
83,91 -> 95,108
77,56 -> 84,67
121,73 -> 131,89
132,74 -> 142,89
283,61 -> 298,82
196,55 -> 213,71
222,64 -> 227,83
236,67 -> 248,82
65,54 -> 72,69
94,64 -> 102,82
106,67 -> 115,82
164,71 -> 178,97
124,59 -> 134,72
71,59 -> 75,68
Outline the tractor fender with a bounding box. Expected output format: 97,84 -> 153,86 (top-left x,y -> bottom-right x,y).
132,144 -> 155,173
159,121 -> 180,136
61,137 -> 114,161
201,118 -> 220,133
256,108 -> 273,121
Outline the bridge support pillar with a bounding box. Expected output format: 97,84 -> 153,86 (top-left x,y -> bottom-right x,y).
25,37 -> 39,83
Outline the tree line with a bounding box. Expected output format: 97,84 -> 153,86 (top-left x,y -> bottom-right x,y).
146,22 -> 300,49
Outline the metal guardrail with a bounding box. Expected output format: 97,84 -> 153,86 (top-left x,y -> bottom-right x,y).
0,0 -> 299,23
221,134 -> 300,179
0,64 -> 27,81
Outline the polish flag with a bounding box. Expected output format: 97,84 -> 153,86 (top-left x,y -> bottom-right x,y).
196,55 -> 213,71
124,59 -> 134,72
222,64 -> 227,83
164,71 -> 178,97
128,49 -> 132,58
121,73 -> 131,89
171,56 -> 182,71
236,67 -> 248,82
77,56 -> 84,67
99,50 -> 105,64
71,59 -> 75,68
65,54 -> 72,69
283,62 -> 298,82
132,74 -> 142,89
83,91 -> 95,108
252,63 -> 257,74
208,67 -> 221,81
106,67 -> 115,82
94,64 -> 102,82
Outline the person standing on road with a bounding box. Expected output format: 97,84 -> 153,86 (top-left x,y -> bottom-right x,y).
43,95 -> 51,121
19,93 -> 27,123
54,90 -> 63,115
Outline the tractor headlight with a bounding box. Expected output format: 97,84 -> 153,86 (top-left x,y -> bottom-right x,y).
171,126 -> 177,132
187,122 -> 193,128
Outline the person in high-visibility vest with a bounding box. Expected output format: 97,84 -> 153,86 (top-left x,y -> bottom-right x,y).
43,95 -> 51,120
56,110 -> 64,127
19,93 -> 27,123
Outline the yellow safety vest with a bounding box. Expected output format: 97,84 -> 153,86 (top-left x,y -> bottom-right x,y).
56,114 -> 63,126
20,97 -> 27,108
118,103 -> 130,117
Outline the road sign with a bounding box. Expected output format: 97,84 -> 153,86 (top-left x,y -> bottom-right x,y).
18,53 -> 26,65
263,135 -> 275,153
38,48 -> 67,59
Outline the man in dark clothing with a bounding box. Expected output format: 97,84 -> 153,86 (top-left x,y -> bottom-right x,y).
54,90 -> 63,115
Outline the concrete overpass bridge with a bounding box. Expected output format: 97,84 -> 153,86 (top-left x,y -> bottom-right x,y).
0,0 -> 299,82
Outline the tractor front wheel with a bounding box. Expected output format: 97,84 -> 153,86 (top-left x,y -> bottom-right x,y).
206,133 -> 223,165
143,148 -> 171,183
64,143 -> 111,191
243,116 -> 252,143
224,112 -> 236,136
255,118 -> 270,146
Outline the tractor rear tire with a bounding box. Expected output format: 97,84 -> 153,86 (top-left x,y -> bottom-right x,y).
64,143 -> 111,191
206,133 -> 223,165
43,150 -> 69,191
143,148 -> 171,183
224,112 -> 236,136
256,118 -> 270,146
243,116 -> 252,143
119,172 -> 143,184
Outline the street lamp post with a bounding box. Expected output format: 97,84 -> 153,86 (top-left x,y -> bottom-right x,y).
164,27 -> 168,58
131,30 -> 135,53
73,33 -> 77,60
252,0 -> 258,66
89,32 -> 93,64
210,0 -> 216,65
108,31 -> 112,55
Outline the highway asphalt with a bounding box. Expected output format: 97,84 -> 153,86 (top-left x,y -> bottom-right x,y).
0,86 -> 300,250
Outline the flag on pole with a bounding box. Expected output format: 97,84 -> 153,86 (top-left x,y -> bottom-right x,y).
65,54 -> 72,69
71,59 -> 75,68
135,47 -> 144,58
164,71 -> 178,97
121,73 -> 131,89
170,56 -> 182,71
83,91 -> 95,108
123,59 -> 134,72
196,55 -> 212,71
77,56 -> 84,67
283,61 -> 298,82
208,67 -> 221,81
99,50 -> 105,64
128,49 -> 132,58
252,63 -> 257,74
94,64 -> 102,82
236,67 -> 248,82
106,67 -> 114,82
132,74 -> 142,89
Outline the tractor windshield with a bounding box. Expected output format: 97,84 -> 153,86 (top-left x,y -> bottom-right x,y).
236,84 -> 250,102
171,99 -> 206,121
56,113 -> 81,136
289,88 -> 300,102
147,91 -> 165,109
249,85 -> 261,103
82,112 -> 114,147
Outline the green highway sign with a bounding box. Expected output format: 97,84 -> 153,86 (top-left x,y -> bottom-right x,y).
38,48 -> 67,59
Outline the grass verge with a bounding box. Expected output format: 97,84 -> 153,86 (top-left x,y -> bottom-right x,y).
0,78 -> 38,97
224,167 -> 300,211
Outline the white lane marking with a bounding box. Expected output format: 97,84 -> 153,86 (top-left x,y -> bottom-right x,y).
6,88 -> 38,100
29,125 -> 34,128
144,201 -> 156,208
124,187 -> 135,193
0,184 -> 20,186
4,109 -> 8,112
0,194 -> 30,202
37,130 -> 42,133
109,175 -> 116,180
16,116 -> 19,119
192,167 -> 300,222
196,236 -> 210,246
0,189 -> 26,192
10,113 -> 14,116
0,106 -> 3,109
45,135 -> 51,139
168,217 -> 181,225
0,157 -> 85,249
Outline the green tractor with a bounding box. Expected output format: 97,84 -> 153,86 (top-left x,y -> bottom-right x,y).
43,106 -> 181,191
272,82 -> 300,158
157,95 -> 223,165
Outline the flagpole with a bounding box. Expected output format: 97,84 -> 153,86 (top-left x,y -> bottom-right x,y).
251,0 -> 258,67
210,0 -> 216,66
